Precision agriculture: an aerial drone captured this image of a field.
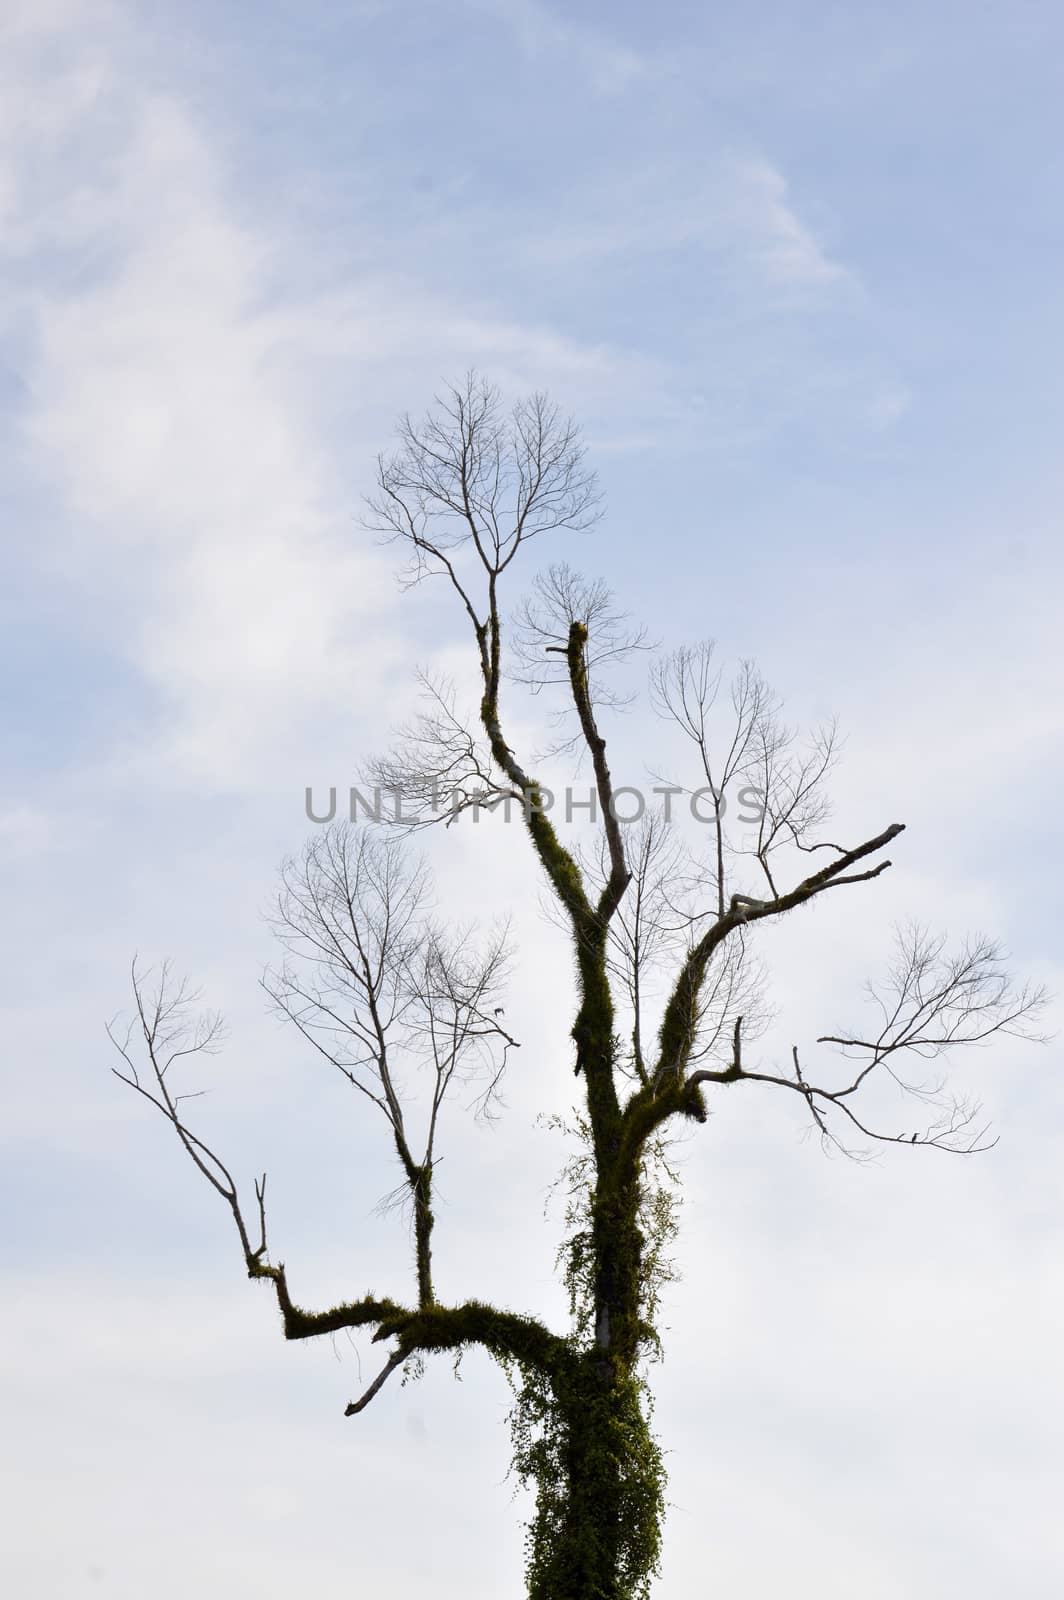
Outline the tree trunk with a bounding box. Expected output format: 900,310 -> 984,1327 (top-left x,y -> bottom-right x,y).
522,1350 -> 663,1600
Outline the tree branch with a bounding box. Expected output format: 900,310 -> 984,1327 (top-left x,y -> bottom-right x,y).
651,823 -> 904,1088
563,618 -> 631,925
681,926 -> 1048,1156
345,1351 -> 405,1416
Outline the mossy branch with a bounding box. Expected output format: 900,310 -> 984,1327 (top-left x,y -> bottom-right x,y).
562,619 -> 631,925
653,822 -> 905,1085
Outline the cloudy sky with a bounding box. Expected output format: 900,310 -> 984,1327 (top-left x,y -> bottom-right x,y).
3,1 -> 1063,1595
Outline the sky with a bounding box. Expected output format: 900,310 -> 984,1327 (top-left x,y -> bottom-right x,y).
2,0 -> 1063,1594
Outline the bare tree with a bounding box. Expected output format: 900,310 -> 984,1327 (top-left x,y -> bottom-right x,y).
113,374 -> 1047,1600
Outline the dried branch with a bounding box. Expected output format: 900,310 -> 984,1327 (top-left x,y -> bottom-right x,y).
651,644 -> 840,914
110,957 -> 562,1407
107,959 -> 306,1319
365,374 -> 601,607
263,822 -> 516,1305
344,1350 -> 405,1416
364,670 -> 522,830
685,926 -> 1048,1155
511,565 -> 651,746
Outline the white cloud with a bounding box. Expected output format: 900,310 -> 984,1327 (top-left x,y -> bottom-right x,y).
723,152 -> 847,288
529,148 -> 850,301
10,86 -> 386,786
5,16 -> 657,791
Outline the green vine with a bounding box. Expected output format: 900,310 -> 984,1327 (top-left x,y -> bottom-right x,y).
498,1113 -> 681,1600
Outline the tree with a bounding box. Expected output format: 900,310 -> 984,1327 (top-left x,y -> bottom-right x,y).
110,375 -> 1045,1600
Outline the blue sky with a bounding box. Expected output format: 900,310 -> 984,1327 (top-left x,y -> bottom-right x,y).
3,1 -> 1063,1596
